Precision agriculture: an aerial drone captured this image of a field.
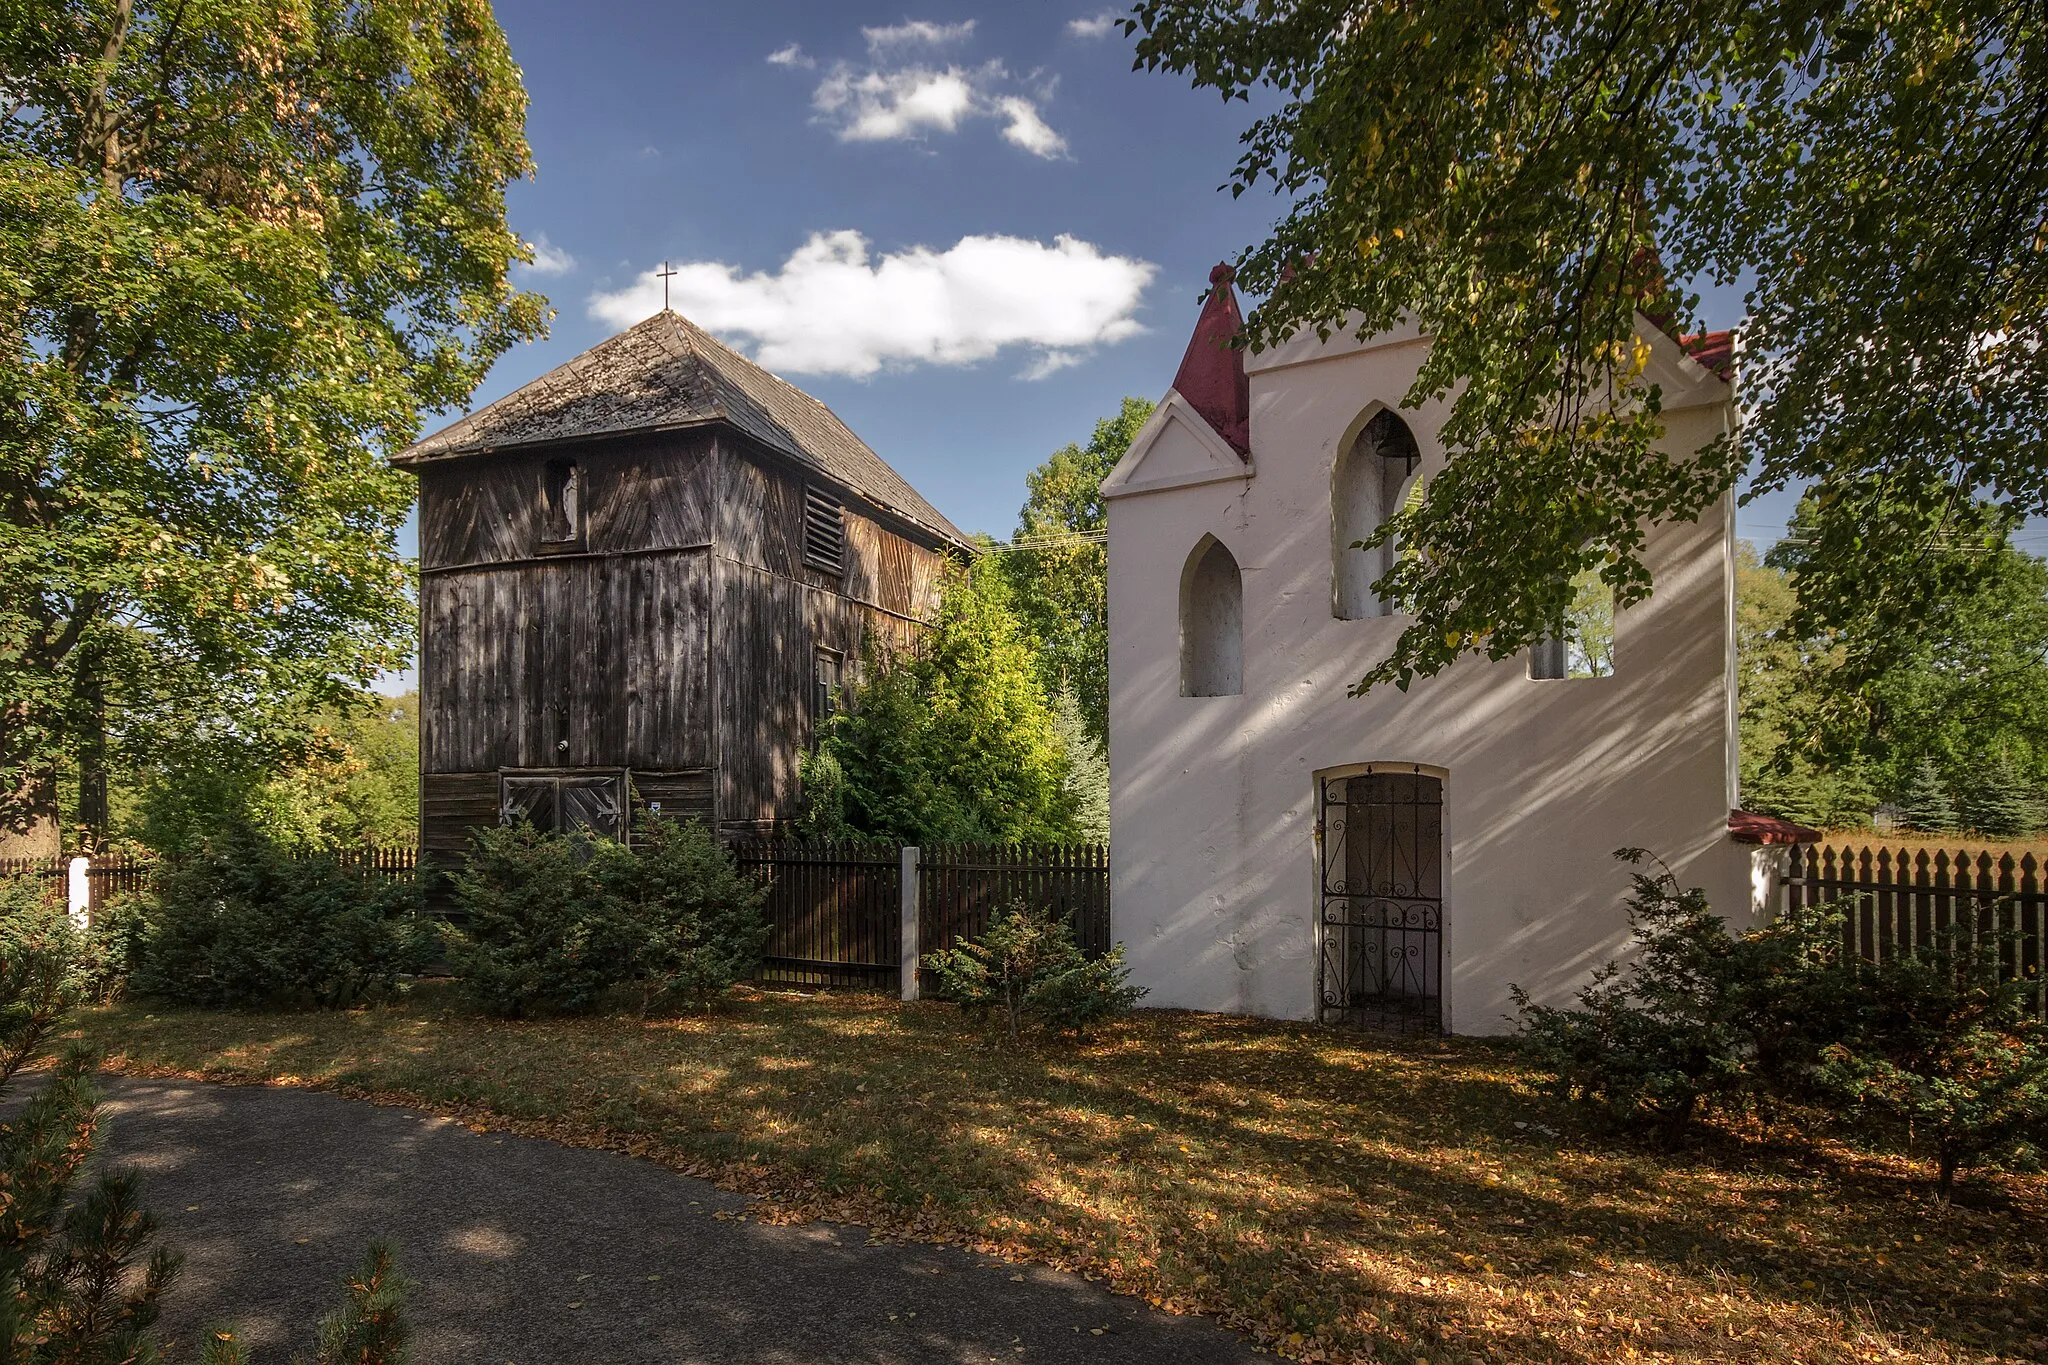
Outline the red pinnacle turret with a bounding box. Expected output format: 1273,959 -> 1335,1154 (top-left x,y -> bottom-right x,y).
1171,262 -> 1251,457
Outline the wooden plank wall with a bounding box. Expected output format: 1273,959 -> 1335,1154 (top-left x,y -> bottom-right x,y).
416,433 -> 717,570
421,551 -> 713,774
708,443 -> 948,831
415,429 -> 952,848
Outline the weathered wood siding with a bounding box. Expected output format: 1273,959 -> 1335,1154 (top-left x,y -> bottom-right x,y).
707,444 -> 948,830
421,551 -> 713,773
417,431 -> 717,570
414,428 -> 954,849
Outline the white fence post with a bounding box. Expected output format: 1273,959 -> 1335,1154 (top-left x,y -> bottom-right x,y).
66,856 -> 90,931
900,845 -> 921,1002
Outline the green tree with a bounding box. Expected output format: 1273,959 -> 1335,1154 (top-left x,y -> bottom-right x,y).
1894,758 -> 1961,835
1128,2 -> 2048,694
1736,507 -> 2048,830
123,691 -> 419,854
803,563 -> 1076,844
0,1 -> 548,857
1000,397 -> 1153,742
1956,752 -> 2045,839
1051,689 -> 1109,842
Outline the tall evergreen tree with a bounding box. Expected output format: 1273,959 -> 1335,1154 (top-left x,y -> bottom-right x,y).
803,563 -> 1076,845
1957,753 -> 2046,839
1001,398 -> 1154,743
1896,758 -> 1961,835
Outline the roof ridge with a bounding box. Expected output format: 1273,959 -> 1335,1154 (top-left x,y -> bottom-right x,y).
393,309 -> 971,550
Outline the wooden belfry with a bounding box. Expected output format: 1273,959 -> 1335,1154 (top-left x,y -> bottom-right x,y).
393,311 -> 972,861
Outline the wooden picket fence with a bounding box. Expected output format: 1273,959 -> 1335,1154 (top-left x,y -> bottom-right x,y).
4,841 -> 1110,998
0,847 -> 418,917
1783,843 -> 2047,1014
919,843 -> 1112,960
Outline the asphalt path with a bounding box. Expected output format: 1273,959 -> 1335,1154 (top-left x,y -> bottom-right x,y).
72,1075 -> 1265,1364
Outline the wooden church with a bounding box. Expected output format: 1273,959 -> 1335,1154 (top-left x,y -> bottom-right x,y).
394,310 -> 972,859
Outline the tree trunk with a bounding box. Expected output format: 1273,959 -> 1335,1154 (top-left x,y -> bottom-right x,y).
77,676 -> 107,848
1937,1146 -> 1958,1201
0,772 -> 61,859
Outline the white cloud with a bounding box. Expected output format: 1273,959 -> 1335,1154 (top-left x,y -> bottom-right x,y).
996,96 -> 1067,158
814,65 -> 979,141
777,20 -> 1070,159
518,235 -> 576,276
862,19 -> 975,52
588,231 -> 1155,380
1068,12 -> 1120,39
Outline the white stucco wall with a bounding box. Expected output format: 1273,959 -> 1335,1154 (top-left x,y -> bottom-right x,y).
1105,322 -> 1748,1034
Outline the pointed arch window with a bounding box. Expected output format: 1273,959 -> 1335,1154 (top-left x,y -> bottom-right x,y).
1180,534 -> 1243,697
1332,409 -> 1422,619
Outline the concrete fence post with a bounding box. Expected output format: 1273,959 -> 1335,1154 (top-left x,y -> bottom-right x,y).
900,845 -> 921,1002
66,856 -> 90,931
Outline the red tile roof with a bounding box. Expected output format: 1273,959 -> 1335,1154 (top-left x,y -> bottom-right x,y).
1728,809 -> 1820,845
1680,330 -> 1735,382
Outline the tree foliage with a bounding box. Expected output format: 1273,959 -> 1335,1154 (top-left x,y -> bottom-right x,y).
124,691 -> 421,855
1128,1 -> 2048,693
801,562 -> 1076,845
1737,508 -> 2048,832
0,0 -> 548,852
999,397 -> 1152,742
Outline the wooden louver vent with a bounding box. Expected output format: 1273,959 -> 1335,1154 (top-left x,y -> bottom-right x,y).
803,485 -> 845,574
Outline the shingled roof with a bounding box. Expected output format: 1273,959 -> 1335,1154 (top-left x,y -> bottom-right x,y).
393,311 -> 971,550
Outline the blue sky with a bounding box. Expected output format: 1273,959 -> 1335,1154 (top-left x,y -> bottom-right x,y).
433,4 -> 1795,534
432,2 -> 1279,543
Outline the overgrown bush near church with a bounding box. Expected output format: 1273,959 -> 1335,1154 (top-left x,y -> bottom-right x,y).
131,823 -> 433,1011
799,561 -> 1079,844
1516,848 -> 2048,1195
448,813 -> 765,1018
924,902 -> 1143,1040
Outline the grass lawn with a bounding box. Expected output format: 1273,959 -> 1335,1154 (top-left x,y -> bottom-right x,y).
73,984 -> 2044,1365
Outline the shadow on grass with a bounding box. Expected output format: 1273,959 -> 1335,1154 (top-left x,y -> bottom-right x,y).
74,986 -> 2048,1365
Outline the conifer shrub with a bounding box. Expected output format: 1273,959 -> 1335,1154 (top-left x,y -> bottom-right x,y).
131,823 -> 432,1011
923,902 -> 1144,1039
0,874 -> 414,1363
447,814 -> 765,1018
1516,849 -> 2048,1195
1814,936 -> 2048,1198
1955,752 -> 2047,838
1893,756 -> 1961,834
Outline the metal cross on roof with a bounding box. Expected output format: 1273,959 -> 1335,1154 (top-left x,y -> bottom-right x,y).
656,261 -> 677,311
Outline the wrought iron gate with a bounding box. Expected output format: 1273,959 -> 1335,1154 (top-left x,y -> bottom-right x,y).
1317,770 -> 1444,1034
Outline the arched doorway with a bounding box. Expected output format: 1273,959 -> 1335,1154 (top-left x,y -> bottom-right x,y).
1315,766 -> 1444,1033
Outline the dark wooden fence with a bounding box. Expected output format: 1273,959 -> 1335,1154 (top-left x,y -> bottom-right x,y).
730,840 -> 1112,995
3,841 -> 1113,998
1784,844 -> 2046,1014
918,843 -> 1111,959
730,841 -> 902,990
0,848 -> 416,916
0,853 -> 156,914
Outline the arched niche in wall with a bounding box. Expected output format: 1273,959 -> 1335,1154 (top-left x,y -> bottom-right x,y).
1332,407 -> 1423,619
1180,533 -> 1243,697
